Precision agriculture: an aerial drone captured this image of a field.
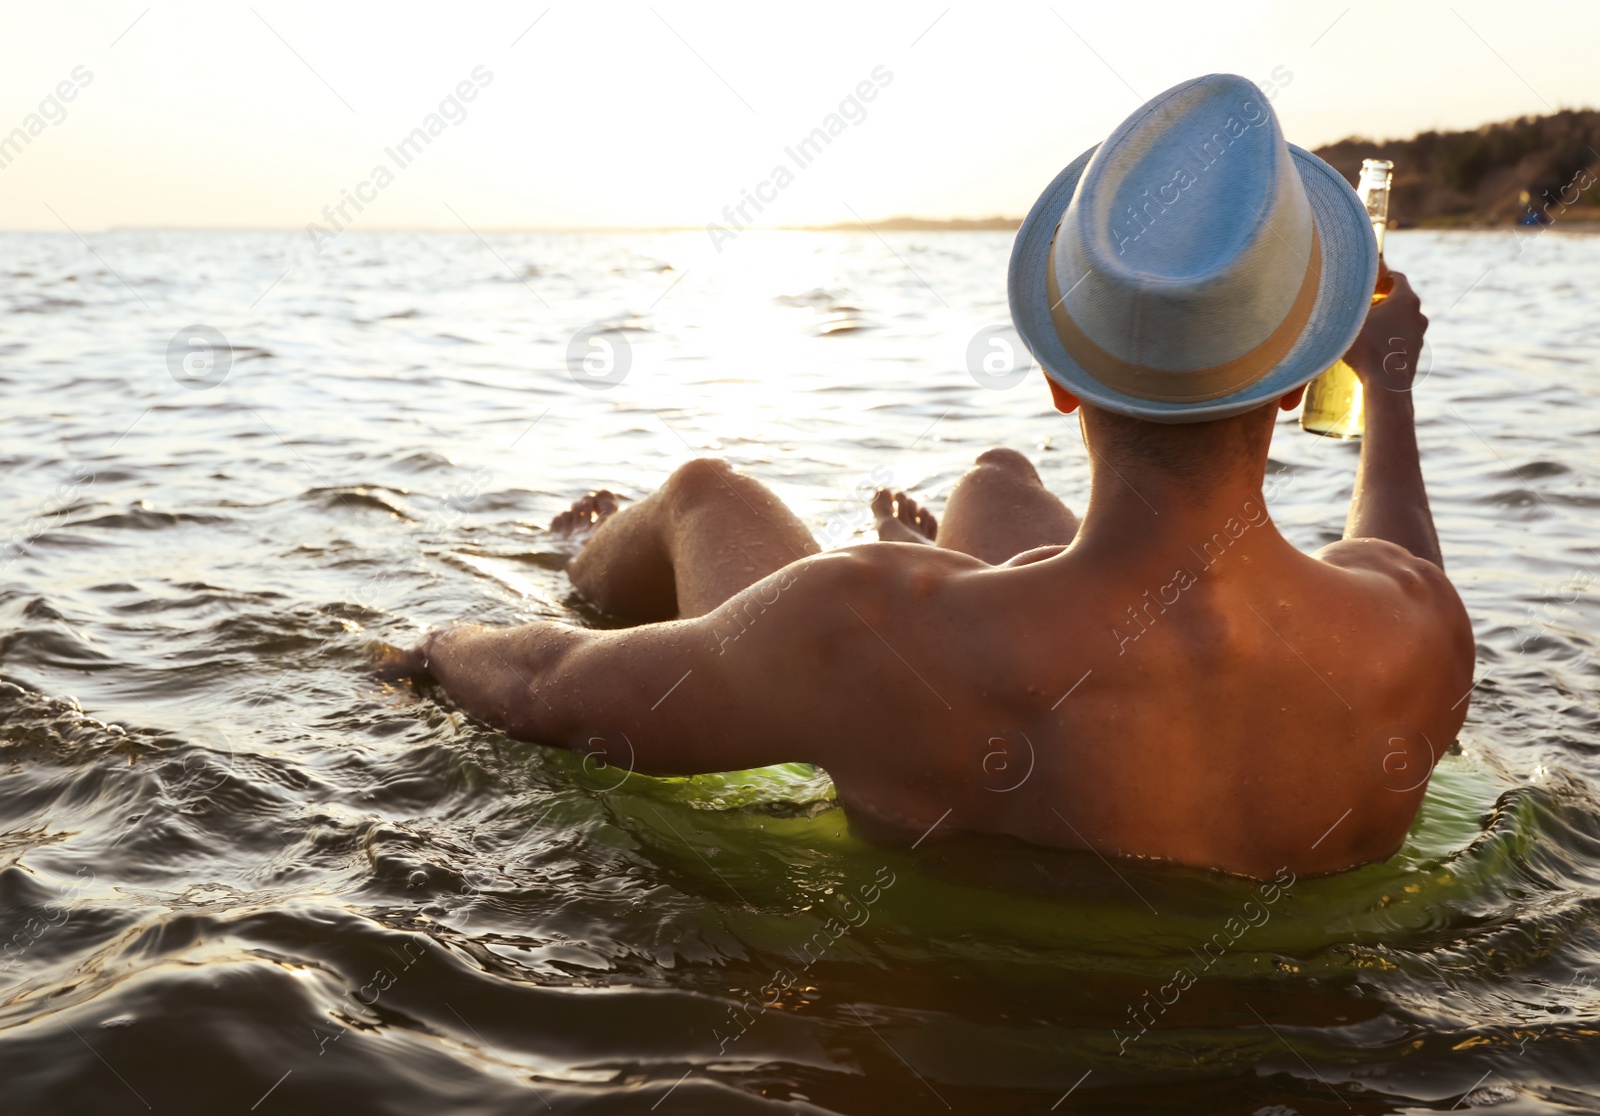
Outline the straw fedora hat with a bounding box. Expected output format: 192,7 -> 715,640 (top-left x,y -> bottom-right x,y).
1008,73 -> 1378,423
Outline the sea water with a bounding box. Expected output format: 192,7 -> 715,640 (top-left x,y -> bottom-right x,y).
0,228 -> 1597,1112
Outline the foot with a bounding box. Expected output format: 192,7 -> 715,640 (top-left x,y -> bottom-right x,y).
871,489 -> 938,545
549,490 -> 620,540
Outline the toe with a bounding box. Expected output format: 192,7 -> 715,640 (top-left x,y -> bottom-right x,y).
895,493 -> 920,527
919,508 -> 938,539
870,488 -> 895,520
550,490 -> 620,537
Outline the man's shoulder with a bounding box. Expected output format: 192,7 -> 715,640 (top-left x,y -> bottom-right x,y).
811,541 -> 989,590
1313,538 -> 1466,617
711,543 -> 1002,677
702,543 -> 979,650
1305,538 -> 1475,702
1316,535 -> 1442,577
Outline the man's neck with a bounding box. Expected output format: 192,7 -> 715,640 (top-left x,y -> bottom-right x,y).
1070,454 -> 1285,562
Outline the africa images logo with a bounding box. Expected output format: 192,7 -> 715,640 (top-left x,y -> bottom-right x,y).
0,66 -> 93,171
305,66 -> 494,252
706,66 -> 894,253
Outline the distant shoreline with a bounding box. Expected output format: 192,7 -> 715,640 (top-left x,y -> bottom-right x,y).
1400,213 -> 1600,231
1313,107 -> 1600,228
7,109 -> 1596,236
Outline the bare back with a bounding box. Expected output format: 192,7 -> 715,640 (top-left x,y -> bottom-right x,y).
789,526 -> 1472,878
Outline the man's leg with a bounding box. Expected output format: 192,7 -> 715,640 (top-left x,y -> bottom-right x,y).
561,458 -> 817,622
874,448 -> 1079,565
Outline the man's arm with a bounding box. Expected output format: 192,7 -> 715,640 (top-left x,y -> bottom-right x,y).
401,552 -> 871,775
1339,266 -> 1443,568
1315,266 -> 1474,730
409,621 -> 587,742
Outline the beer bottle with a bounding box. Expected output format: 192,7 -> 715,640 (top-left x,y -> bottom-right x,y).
1300,158 -> 1395,438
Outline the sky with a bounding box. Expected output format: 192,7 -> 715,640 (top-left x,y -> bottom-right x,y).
0,0 -> 1594,232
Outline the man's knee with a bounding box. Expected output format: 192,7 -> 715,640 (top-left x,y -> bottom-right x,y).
665,457 -> 739,509
973,447 -> 1039,480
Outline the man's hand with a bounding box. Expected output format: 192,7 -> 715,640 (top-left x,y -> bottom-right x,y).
372,635 -> 435,684
1343,262 -> 1429,395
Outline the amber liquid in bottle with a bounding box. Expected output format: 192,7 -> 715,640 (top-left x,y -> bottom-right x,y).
1301,159 -> 1395,438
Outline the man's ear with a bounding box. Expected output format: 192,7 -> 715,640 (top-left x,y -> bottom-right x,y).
1278,385 -> 1306,412
1046,374 -> 1080,415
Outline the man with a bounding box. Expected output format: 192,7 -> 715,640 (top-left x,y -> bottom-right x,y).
397,75 -> 1473,879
